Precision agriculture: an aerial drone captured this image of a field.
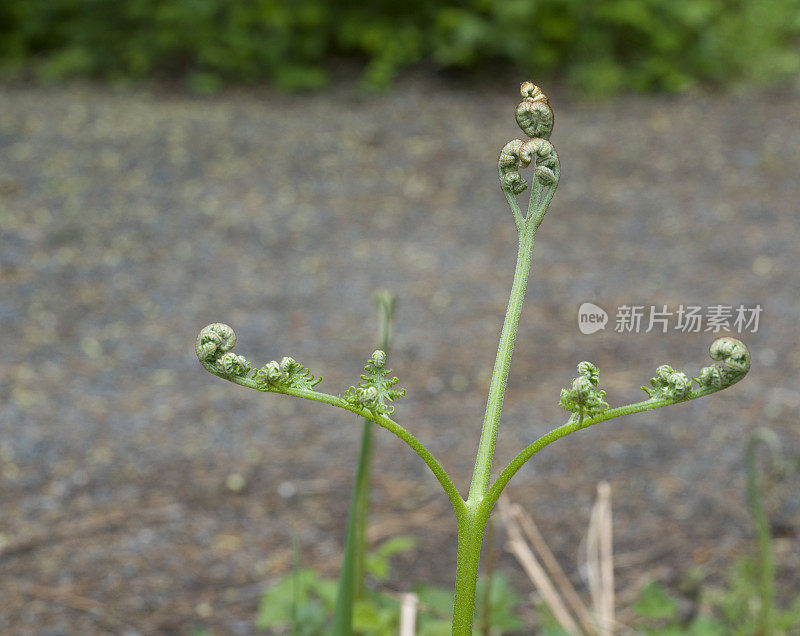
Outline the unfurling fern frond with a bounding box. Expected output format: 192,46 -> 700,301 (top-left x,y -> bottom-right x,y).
196,323 -> 320,390
515,81 -> 554,140
498,82 -> 560,221
343,350 -> 406,415
498,138 -> 560,195
253,356 -> 321,391
559,361 -> 609,419
642,364 -> 693,400
196,323 -> 250,377
695,337 -> 751,390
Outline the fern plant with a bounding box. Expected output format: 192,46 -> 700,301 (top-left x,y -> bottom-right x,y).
196,82 -> 751,634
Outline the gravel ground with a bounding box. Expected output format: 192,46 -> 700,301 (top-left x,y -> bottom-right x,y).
1,78 -> 799,634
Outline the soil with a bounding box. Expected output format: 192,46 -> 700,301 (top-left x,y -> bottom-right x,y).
1,77 -> 799,634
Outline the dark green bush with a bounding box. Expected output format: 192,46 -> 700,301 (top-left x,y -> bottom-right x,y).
1,0 -> 798,93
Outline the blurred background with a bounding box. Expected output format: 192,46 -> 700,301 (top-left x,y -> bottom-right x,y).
1,0 -> 799,633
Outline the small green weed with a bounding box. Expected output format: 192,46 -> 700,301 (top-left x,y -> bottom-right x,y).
255,537 -> 525,634
632,567 -> 800,636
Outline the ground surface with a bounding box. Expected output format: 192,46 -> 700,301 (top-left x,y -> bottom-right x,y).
1,78 -> 799,634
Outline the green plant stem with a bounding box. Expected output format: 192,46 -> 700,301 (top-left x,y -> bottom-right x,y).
333,293 -> 395,633
356,292 -> 396,591
500,166 -> 525,231
454,208 -> 537,634
486,388 -> 727,514
451,510 -> 487,634
746,429 -> 778,636
468,223 -> 535,504
451,366 -> 745,633
481,516 -> 496,635
200,366 -> 466,516
291,529 -> 300,636
353,419 -> 374,596
532,166 -> 559,232
332,418 -> 373,635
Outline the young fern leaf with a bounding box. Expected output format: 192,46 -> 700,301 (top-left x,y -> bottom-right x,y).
342,350 -> 406,415
499,83 -> 557,190
642,365 -> 693,400
559,361 -> 609,419
490,337 -> 753,529
515,81 -> 554,139
695,336 -> 751,389
196,323 -> 321,391
254,357 -> 321,391
498,138 -> 559,195
196,323 -> 251,377
194,82 -> 755,636
497,82 -> 560,229
195,323 -> 464,519
642,337 -> 752,401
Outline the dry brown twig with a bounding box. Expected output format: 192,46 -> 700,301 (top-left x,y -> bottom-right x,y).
509,499 -> 598,634
500,484 -> 634,635
498,496 -> 580,633
585,481 -> 615,636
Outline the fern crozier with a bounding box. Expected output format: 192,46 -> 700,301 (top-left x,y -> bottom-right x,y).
696,336 -> 751,389
343,349 -> 406,415
515,82 -> 554,140
559,361 -> 609,417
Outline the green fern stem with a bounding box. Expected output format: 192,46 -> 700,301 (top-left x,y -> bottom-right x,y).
486,383 -> 745,515
455,212 -> 537,633
198,365 -> 467,518
468,225 -> 535,504
196,81 -> 751,636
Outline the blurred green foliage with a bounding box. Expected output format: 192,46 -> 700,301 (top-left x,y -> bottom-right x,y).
629,566 -> 800,636
254,535 -> 525,634
3,0 -> 797,93
535,564 -> 800,635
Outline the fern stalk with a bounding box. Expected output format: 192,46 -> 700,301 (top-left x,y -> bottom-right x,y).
195,82 -> 752,635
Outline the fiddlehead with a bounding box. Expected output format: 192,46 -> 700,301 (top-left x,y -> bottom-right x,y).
498,138 -> 559,195
196,323 -> 250,377
253,356 -> 321,390
498,82 -> 560,224
195,323 -> 320,389
195,323 -> 464,516
343,350 -> 406,415
487,338 -> 752,514
515,81 -> 554,140
559,361 -> 609,419
696,336 -> 751,390
642,365 -> 693,400
641,337 -> 751,401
